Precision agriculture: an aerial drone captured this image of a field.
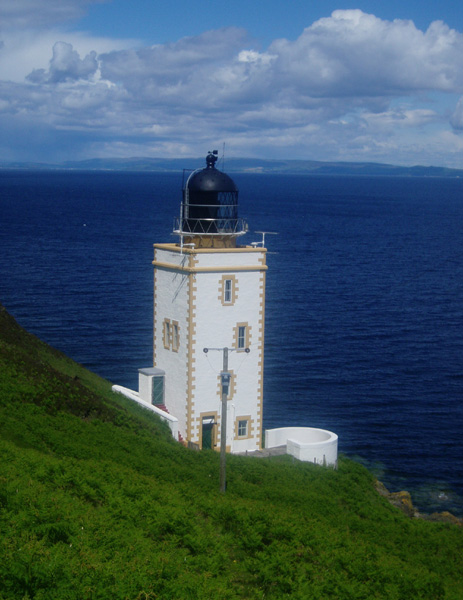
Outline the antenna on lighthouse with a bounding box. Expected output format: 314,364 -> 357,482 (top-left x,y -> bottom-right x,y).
251,231 -> 278,248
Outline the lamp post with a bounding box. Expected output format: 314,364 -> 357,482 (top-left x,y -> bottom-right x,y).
203,346 -> 249,493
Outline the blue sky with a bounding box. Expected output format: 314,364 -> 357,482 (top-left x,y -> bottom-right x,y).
2,0 -> 463,166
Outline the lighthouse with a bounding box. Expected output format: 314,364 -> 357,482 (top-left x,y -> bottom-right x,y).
149,151 -> 267,452
112,152 -> 338,466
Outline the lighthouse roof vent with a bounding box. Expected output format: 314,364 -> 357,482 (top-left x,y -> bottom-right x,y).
187,151 -> 238,193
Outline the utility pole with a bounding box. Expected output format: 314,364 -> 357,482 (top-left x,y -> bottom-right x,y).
220,347 -> 229,493
203,346 -> 249,493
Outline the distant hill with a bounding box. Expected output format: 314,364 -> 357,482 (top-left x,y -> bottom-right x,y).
2,156 -> 463,177
1,302 -> 463,599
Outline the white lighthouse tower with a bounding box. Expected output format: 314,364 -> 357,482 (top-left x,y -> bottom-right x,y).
113,152 -> 337,466
149,151 -> 267,452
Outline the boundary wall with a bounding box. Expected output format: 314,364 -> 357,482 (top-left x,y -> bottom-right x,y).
265,427 -> 338,467
112,385 -> 179,440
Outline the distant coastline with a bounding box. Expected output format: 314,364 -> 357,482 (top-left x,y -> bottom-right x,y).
1,156 -> 463,177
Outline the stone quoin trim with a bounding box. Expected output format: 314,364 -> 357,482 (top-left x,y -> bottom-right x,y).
153,256 -> 158,366
186,271 -> 197,443
256,269 -> 266,448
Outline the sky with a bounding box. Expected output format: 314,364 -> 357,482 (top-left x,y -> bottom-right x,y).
2,0 -> 463,166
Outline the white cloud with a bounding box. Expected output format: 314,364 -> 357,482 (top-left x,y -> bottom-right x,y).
27,42 -> 98,83
2,9 -> 463,166
0,30 -> 138,83
91,10 -> 463,114
270,10 -> 463,98
360,108 -> 439,130
238,49 -> 276,65
99,28 -> 250,99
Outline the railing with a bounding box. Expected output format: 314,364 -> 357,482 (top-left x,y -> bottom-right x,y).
173,216 -> 248,236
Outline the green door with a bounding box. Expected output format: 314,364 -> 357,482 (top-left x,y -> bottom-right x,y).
202,422 -> 214,450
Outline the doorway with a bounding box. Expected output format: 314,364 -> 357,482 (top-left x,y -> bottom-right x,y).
201,416 -> 216,450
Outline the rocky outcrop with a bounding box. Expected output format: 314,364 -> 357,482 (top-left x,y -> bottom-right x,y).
375,480 -> 462,525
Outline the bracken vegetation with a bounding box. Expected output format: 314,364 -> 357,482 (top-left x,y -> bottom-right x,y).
0,304 -> 462,599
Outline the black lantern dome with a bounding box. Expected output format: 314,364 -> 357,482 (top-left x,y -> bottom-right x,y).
175,151 -> 247,248
187,152 -> 237,194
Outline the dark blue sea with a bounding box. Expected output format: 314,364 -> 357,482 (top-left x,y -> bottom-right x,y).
1,170 -> 462,516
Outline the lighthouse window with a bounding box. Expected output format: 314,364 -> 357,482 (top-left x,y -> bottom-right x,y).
219,275 -> 237,306
234,322 -> 250,351
238,326 -> 246,348
224,279 -> 232,303
235,416 -> 252,439
238,420 -> 247,437
163,318 -> 180,351
163,319 -> 171,349
172,321 -> 180,352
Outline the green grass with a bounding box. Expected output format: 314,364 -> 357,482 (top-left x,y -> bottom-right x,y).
0,304 -> 462,599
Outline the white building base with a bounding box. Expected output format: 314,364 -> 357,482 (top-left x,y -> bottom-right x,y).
265,427 -> 338,467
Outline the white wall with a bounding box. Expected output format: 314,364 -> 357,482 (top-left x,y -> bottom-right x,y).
265,427 -> 338,467
154,244 -> 266,453
112,385 -> 179,440
191,250 -> 266,453
153,255 -> 190,435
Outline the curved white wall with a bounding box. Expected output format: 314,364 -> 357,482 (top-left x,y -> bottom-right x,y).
265,427 -> 338,467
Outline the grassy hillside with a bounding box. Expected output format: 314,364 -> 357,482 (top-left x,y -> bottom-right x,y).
0,304 -> 462,600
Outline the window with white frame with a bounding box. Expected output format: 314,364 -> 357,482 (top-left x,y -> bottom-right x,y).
163,319 -> 171,349
238,419 -> 248,437
163,318 -> 180,351
235,416 -> 252,439
172,321 -> 180,352
224,279 -> 232,303
219,275 -> 237,306
234,322 -> 250,351
238,326 -> 246,349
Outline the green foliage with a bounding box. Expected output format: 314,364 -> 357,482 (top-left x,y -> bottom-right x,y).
0,304 -> 462,599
